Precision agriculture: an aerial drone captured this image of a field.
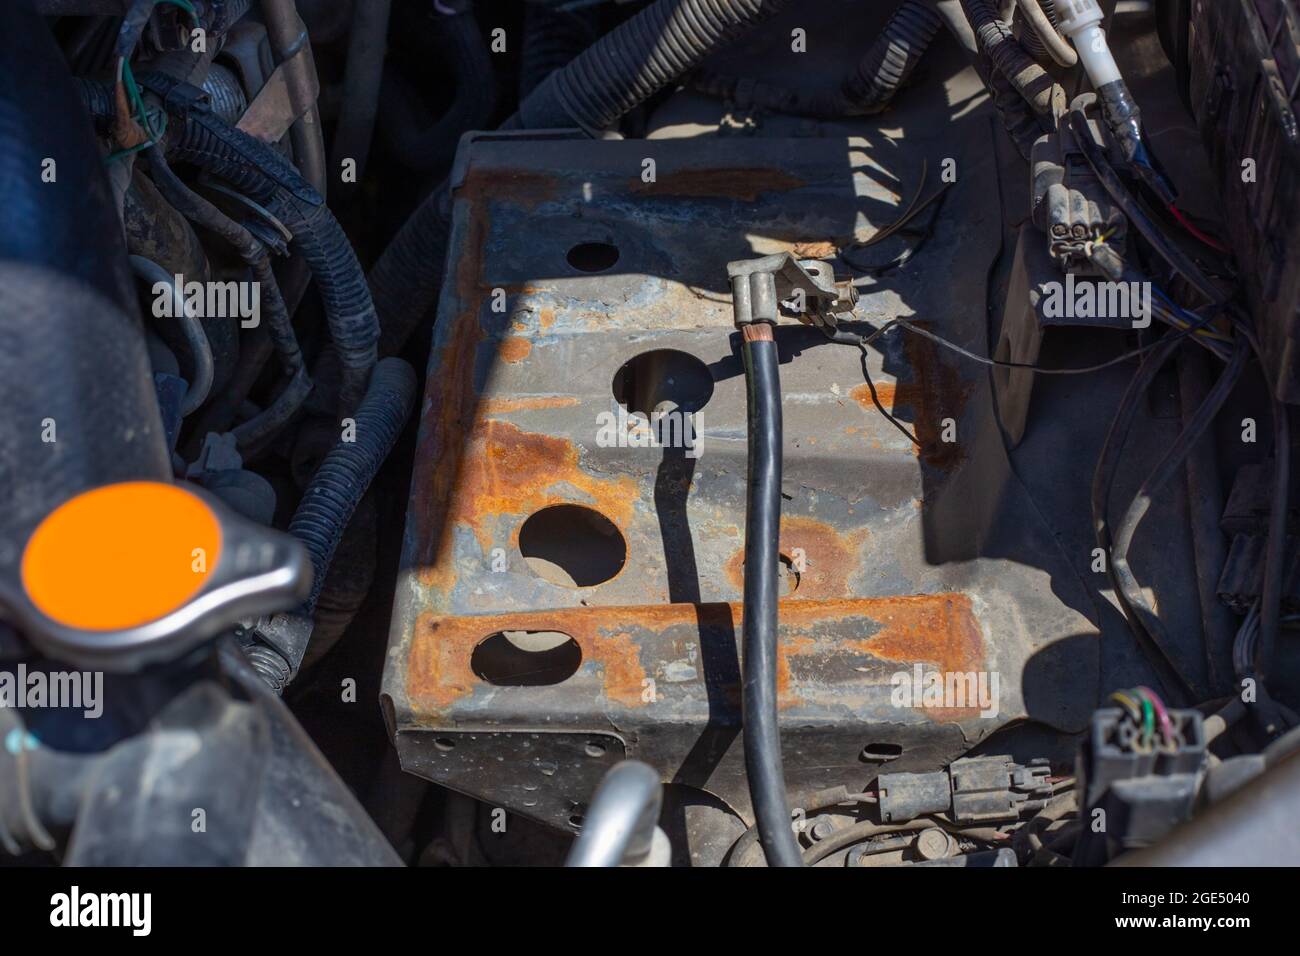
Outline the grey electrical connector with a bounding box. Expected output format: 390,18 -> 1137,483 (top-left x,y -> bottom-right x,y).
877,755 -> 1055,823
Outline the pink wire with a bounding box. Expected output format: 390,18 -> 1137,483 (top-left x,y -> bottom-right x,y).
1135,685 -> 1176,742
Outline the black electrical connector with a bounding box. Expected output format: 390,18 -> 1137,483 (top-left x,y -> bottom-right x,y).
876,756 -> 1054,823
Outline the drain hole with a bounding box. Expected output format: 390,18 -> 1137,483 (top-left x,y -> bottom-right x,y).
471,630 -> 582,686
740,553 -> 801,596
860,742 -> 904,762
612,349 -> 714,418
519,504 -> 626,587
566,241 -> 620,273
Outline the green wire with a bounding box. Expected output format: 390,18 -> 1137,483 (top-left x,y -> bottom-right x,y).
1138,694 -> 1155,747
107,1 -> 201,161
105,139 -> 155,163
105,59 -> 168,164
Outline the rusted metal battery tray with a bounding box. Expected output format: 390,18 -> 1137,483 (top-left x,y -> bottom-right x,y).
383,130 -> 1101,831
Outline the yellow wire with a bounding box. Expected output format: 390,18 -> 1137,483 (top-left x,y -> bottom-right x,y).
1109,691 -> 1143,722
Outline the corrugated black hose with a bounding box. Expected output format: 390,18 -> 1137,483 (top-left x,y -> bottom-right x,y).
508,0 -> 793,131
693,0 -> 943,118
244,356 -> 416,692
740,324 -> 803,868
292,357 -> 416,617
519,0 -> 599,99
841,0 -> 945,113
370,0 -> 792,356
959,0 -> 1062,159
960,0 -> 1061,118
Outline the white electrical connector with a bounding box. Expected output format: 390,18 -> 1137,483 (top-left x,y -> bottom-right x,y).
1055,0 -> 1122,87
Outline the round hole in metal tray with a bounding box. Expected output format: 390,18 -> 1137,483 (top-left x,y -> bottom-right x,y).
860,742 -> 904,762
519,504 -> 626,587
471,630 -> 582,686
566,241 -> 620,273
612,348 -> 714,418
738,552 -> 802,596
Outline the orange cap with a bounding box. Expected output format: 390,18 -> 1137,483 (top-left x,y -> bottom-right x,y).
21,481 -> 223,631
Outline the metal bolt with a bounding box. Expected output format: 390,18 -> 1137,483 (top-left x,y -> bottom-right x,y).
809,818 -> 838,841
915,827 -> 958,861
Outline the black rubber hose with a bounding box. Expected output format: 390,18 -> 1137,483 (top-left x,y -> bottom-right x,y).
290,356 -> 417,614
378,7 -> 497,173
508,0 -> 793,131
1108,336 -> 1249,702
739,328 -> 802,868
960,0 -> 1061,119
240,359 -> 412,688
368,167 -> 453,358
128,253 -> 215,415
371,0 -> 790,357
330,0 -> 392,195
0,263 -> 173,591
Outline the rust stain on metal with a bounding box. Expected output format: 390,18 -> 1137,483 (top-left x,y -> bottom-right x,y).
497,337 -> 532,364
405,595 -> 984,723
848,328 -> 974,469
459,165 -> 559,210
724,515 -> 868,599
408,167 -> 642,614
903,325 -> 975,470
630,167 -> 805,202
480,396 -> 581,414
777,593 -> 986,720
792,240 -> 838,258
851,381 -> 903,411
406,610 -> 648,712
409,202 -> 490,573
433,418 -> 639,557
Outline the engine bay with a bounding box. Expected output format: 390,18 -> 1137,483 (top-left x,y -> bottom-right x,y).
1,0 -> 1298,875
